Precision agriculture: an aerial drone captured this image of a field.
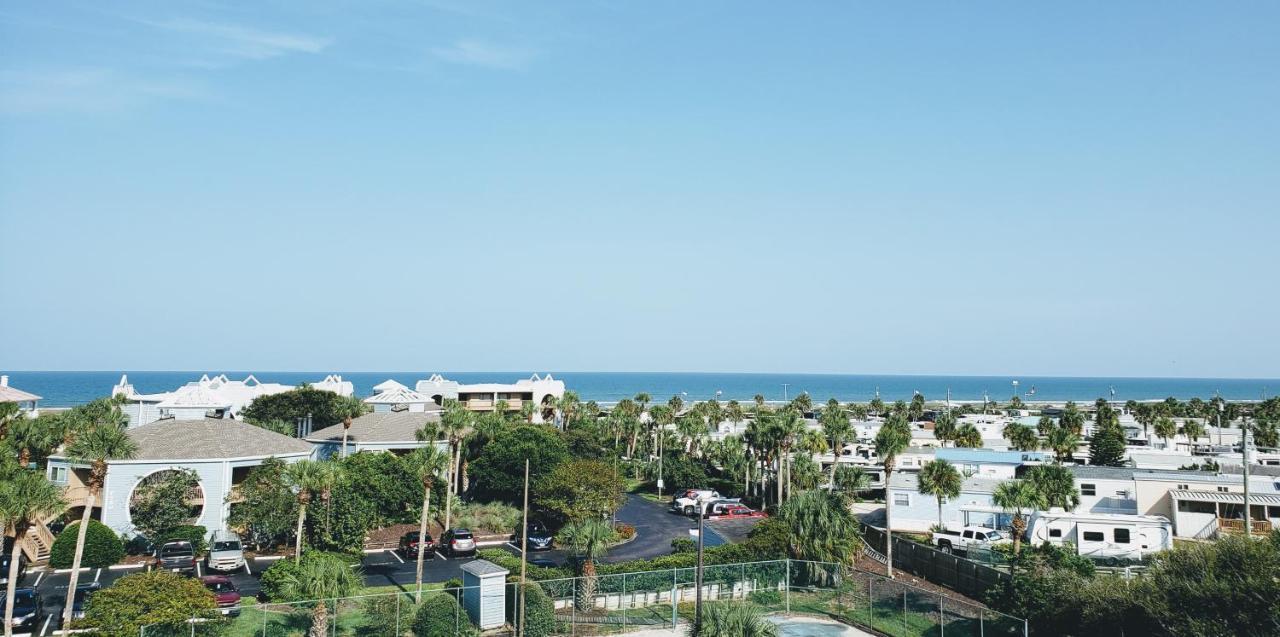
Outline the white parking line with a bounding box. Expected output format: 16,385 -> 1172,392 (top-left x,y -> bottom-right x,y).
434,551 -> 447,561
93,568 -> 101,583
40,613 -> 53,636
195,563 -> 202,577
506,542 -> 523,553
33,571 -> 45,588
243,561 -> 253,576
388,550 -> 405,564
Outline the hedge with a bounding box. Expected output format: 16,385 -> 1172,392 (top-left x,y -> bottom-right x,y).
509,584 -> 556,637
412,593 -> 476,637
50,520 -> 125,568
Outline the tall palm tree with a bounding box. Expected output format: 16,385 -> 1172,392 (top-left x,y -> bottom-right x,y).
907,393 -> 926,423
1181,419 -> 1206,445
1060,401 -> 1085,435
272,552 -> 363,637
874,413 -> 911,578
1024,464 -> 1079,511
1046,426 -> 1080,463
561,517 -> 612,610
283,459 -> 338,561
953,424 -> 983,448
336,395 -> 367,458
992,480 -> 1046,555
61,416 -> 137,631
438,403 -> 471,533
790,393 -> 812,415
820,399 -> 852,493
1,471 -> 65,637
406,442 -> 449,602
1006,423 -> 1040,451
771,408 -> 805,503
832,465 -> 871,502
932,411 -> 957,447
724,400 -> 745,428
917,459 -> 962,530
557,391 -> 582,429
7,414 -> 61,468
1153,416 -> 1178,450
1035,415 -> 1057,437
753,394 -> 765,410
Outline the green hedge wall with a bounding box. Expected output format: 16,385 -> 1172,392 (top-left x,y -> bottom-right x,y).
50,520 -> 126,568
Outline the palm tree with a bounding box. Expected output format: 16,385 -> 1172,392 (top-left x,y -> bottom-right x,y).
1181,419 -> 1206,445
406,442 -> 449,602
917,459 -> 962,530
952,424 -> 983,448
438,403 -> 471,533
791,393 -> 812,415
1153,416 -> 1178,450
869,396 -> 885,416
724,400 -> 745,428
669,394 -> 685,416
1046,426 -> 1080,463
832,465 -> 871,502
283,459 -> 339,561
1,471 -> 65,637
933,411 -> 957,447
752,394 -> 765,410
819,399 -> 851,492
1060,402 -> 1085,435
693,602 -> 778,637
771,408 -> 805,503
561,517 -> 612,610
336,395 -> 367,458
7,414 -> 62,468
272,552 -> 363,637
1025,464 -> 1079,511
1035,415 -> 1057,437
992,480 -> 1046,555
677,412 -> 707,455
874,413 -> 911,578
61,416 -> 137,630
1006,423 -> 1040,451
907,393 -> 926,422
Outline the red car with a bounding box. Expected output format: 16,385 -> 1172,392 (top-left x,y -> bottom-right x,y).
711,505 -> 768,520
201,576 -> 241,617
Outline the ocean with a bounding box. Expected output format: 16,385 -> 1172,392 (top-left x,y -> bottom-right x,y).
4,371 -> 1276,407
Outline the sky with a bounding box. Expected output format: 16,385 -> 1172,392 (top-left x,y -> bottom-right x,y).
1,1 -> 1277,378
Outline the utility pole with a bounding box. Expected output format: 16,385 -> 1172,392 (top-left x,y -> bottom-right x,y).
1242,416 -> 1252,539
782,384 -> 790,403
518,460 -> 529,636
694,512 -> 705,635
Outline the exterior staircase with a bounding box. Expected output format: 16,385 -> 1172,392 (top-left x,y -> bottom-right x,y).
19,518 -> 55,563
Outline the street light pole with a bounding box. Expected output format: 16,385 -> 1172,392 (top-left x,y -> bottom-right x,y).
1242,415 -> 1252,539
782,384 -> 790,403
695,512 -> 705,635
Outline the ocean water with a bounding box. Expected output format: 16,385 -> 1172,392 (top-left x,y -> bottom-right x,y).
4,371 -> 1276,407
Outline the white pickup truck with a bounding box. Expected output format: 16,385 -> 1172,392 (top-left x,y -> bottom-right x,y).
671,489 -> 722,516
932,526 -> 1010,555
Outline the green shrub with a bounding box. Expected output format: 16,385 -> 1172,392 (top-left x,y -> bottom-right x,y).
412,593 -> 476,637
362,593 -> 417,636
50,520 -> 125,568
516,584 -> 556,637
748,589 -> 782,606
155,524 -> 208,555
671,537 -> 695,553
448,502 -> 521,534
258,557 -> 303,602
76,570 -> 217,637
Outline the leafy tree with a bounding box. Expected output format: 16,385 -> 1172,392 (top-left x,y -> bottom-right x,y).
361,594 -> 416,637
413,593 -> 475,637
1180,419 -> 1206,444
1089,421 -> 1128,467
241,386 -> 368,436
470,425 -> 569,502
992,480 -> 1046,555
339,451 -> 420,525
0,469 -> 65,633
561,517 -> 612,611
60,399 -> 137,629
228,457 -> 298,549
692,601 -> 778,637
1141,531 -> 1280,636
263,551 -> 364,637
1025,464 -> 1080,511
660,453 -> 712,493
76,570 -> 217,637
128,469 -> 201,540
535,458 -> 624,525
49,520 -> 125,568
306,467 -> 375,554
777,490 -> 860,566
917,459 -> 962,529
514,583 -> 556,637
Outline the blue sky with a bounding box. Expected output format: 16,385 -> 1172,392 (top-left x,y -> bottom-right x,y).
1,1 -> 1277,377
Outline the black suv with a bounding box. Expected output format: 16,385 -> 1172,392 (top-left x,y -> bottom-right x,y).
398,531 -> 435,558
512,521 -> 554,551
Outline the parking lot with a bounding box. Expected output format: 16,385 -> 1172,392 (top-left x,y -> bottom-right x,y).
10,493 -> 741,635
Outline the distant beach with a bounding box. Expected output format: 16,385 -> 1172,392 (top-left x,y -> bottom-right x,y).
5,371 -> 1276,407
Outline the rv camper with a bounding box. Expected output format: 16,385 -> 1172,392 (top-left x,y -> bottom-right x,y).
1027,510 -> 1172,561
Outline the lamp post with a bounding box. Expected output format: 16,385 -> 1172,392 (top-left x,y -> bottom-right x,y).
1242,415 -> 1252,538
694,513 -> 705,635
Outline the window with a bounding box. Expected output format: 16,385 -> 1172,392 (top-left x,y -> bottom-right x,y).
1082,531 -> 1105,542
962,530 -> 974,539
1114,529 -> 1131,544
49,466 -> 68,483
1049,528 -> 1062,538
1177,484 -> 1189,490
1178,500 -> 1215,514
1217,487 -> 1229,493
1080,483 -> 1096,496
893,493 -> 910,506
1115,490 -> 1129,498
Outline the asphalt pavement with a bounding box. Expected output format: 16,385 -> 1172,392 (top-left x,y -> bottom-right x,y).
14,493 -> 731,636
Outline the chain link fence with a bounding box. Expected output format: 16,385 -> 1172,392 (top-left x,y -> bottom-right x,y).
134,558 -> 1024,636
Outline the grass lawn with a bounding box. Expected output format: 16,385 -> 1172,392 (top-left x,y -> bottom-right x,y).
220,583 -> 446,636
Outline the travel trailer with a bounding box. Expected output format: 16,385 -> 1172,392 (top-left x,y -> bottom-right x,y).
1027,510 -> 1173,561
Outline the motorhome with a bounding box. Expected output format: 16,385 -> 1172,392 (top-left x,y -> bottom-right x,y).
1027,510 -> 1172,561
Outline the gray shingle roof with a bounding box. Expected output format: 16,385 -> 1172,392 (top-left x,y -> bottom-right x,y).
461,560 -> 509,577
306,411 -> 442,444
124,417 -> 314,461
1067,465 -> 1210,481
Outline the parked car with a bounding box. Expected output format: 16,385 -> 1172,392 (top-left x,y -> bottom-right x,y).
154,540 -> 198,574
700,498 -> 744,518
0,588 -> 43,631
440,528 -> 476,557
932,526 -> 1009,555
0,548 -> 26,586
201,575 -> 242,617
398,531 -> 435,558
708,503 -> 766,519
70,582 -> 101,620
671,489 -> 722,516
512,521 -> 554,551
207,530 -> 245,572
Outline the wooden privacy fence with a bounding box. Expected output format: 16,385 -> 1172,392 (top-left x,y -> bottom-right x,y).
861,524 -> 1011,600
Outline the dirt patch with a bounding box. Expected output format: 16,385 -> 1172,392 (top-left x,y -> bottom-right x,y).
853,554 -> 988,609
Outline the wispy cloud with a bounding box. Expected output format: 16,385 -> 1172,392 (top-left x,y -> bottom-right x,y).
140,18 -> 332,60
0,68 -> 205,114
432,39 -> 534,70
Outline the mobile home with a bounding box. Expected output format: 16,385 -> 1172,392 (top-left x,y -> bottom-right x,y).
1027,510 -> 1172,560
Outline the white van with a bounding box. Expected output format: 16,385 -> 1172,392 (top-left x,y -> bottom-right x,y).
207,530 -> 245,572
1027,510 -> 1172,561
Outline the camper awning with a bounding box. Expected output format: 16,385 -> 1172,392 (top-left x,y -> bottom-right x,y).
1169,489 -> 1280,506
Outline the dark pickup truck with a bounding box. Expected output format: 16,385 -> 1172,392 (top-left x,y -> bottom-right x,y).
153,541 -> 198,574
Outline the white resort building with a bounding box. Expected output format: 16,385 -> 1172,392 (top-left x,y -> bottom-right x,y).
0,374 -> 42,416
111,373 -> 355,427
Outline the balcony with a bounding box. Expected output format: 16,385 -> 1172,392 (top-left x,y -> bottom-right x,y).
466,399 -> 495,410
1218,518 -> 1272,534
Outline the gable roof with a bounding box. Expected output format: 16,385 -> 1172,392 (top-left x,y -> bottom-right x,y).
0,385 -> 41,403
306,411 -> 443,444
364,387 -> 436,405
121,417 -> 313,461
